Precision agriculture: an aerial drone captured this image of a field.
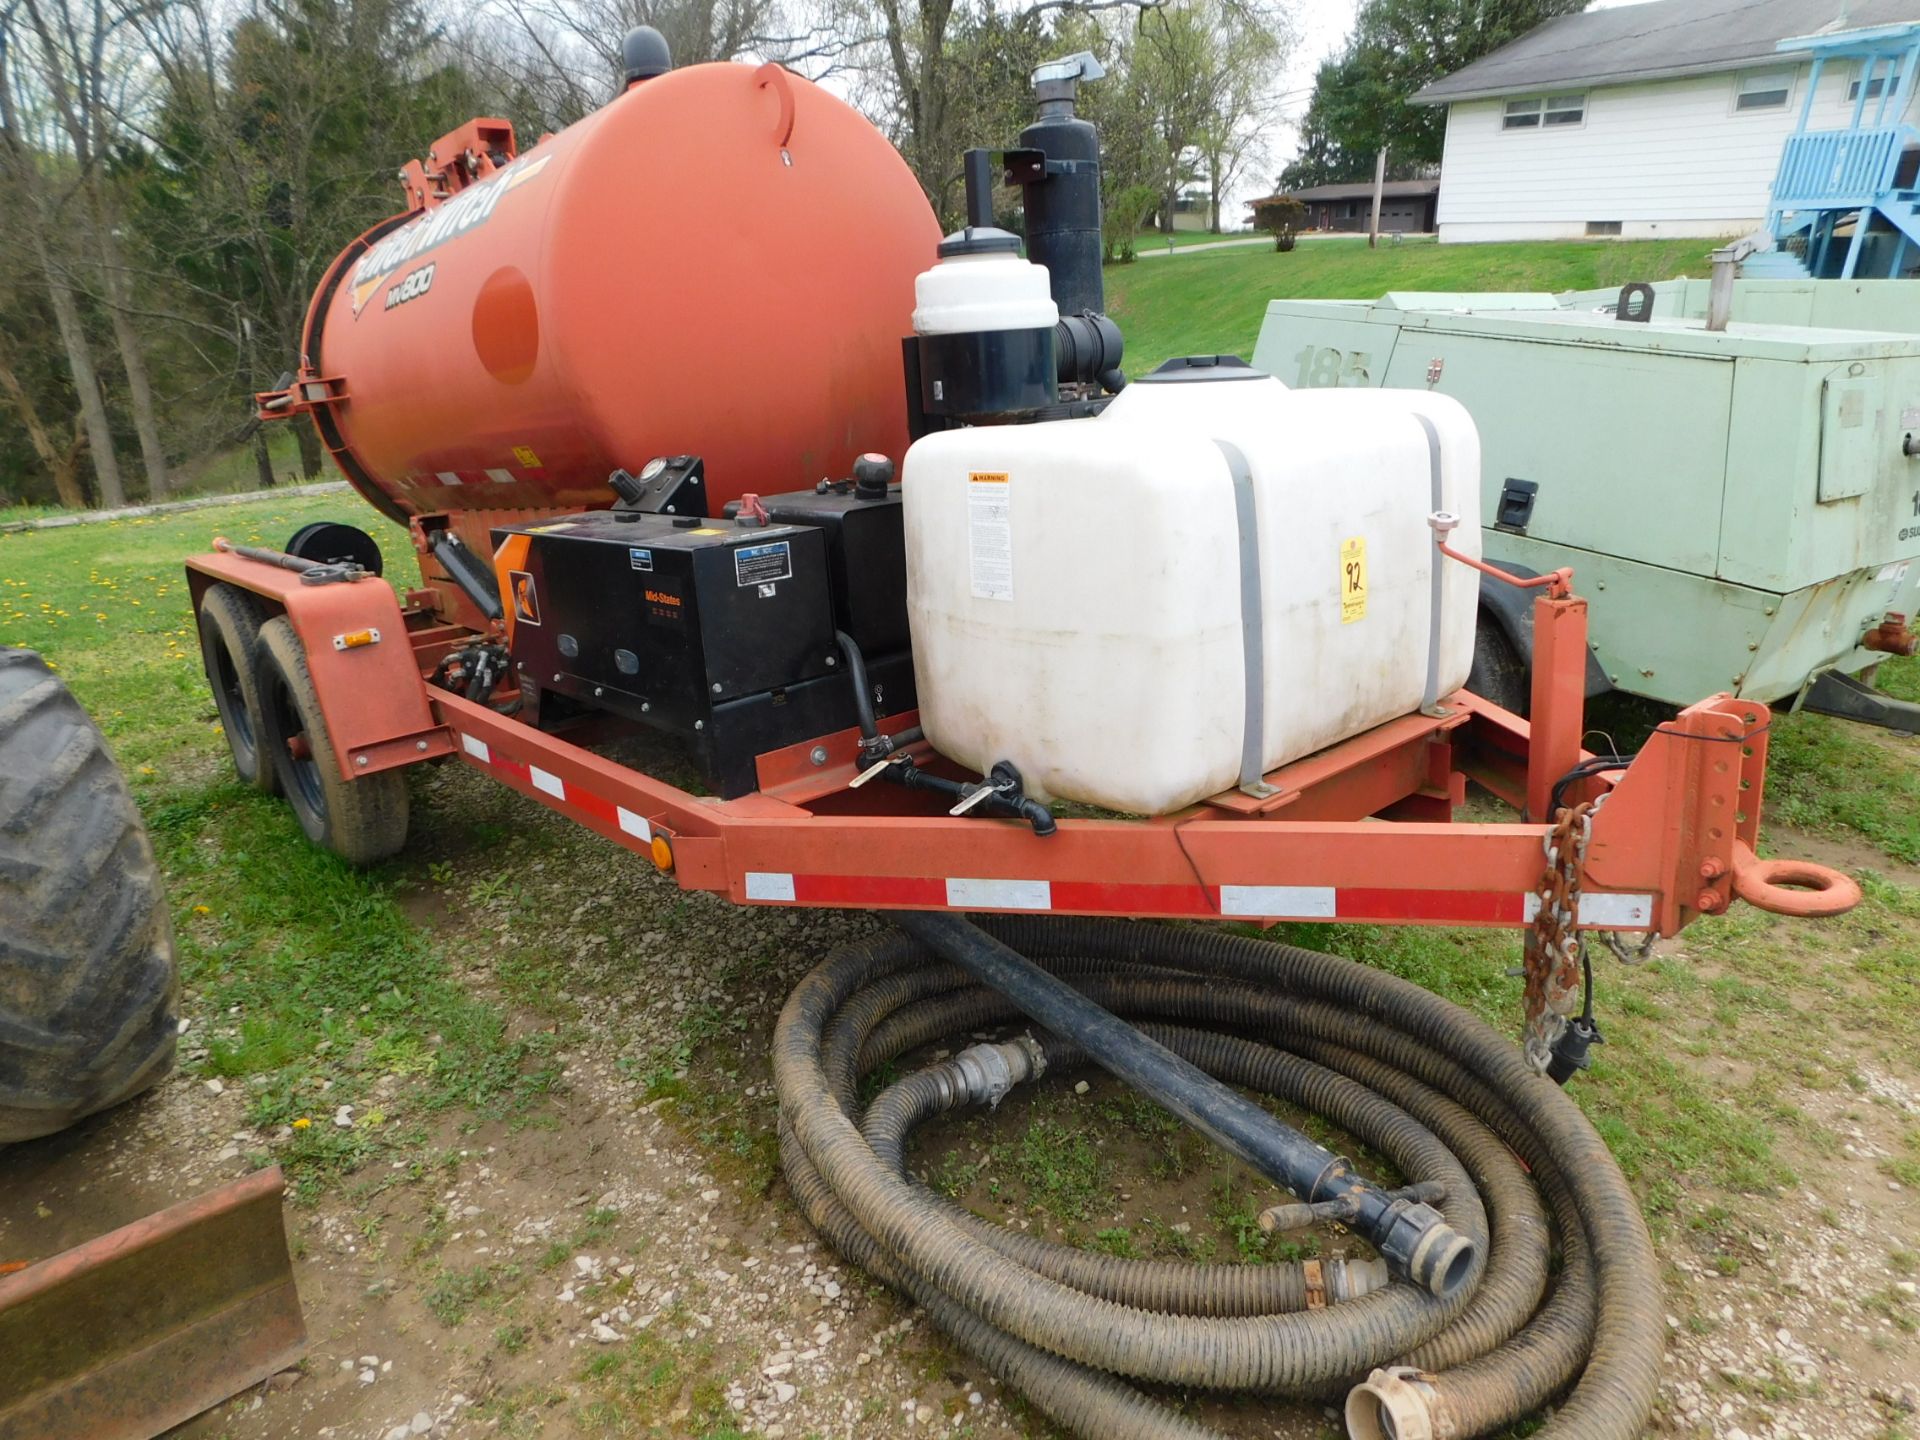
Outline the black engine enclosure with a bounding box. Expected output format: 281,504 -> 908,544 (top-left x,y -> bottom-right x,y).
494,495 -> 912,797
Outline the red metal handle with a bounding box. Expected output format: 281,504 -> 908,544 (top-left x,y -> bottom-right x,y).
1730,842 -> 1861,918
1436,539 -> 1573,600
756,63 -> 795,148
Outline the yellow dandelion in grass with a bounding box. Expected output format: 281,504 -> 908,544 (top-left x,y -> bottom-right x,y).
192,904 -> 210,915
292,1117 -> 311,1130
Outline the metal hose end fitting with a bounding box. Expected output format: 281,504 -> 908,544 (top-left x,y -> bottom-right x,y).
1344,1366 -> 1440,1440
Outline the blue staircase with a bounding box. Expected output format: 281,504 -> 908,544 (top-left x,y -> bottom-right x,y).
1764,26 -> 1920,280
1739,248 -> 1812,278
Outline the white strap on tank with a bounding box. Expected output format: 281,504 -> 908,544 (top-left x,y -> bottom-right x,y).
1213,439 -> 1276,798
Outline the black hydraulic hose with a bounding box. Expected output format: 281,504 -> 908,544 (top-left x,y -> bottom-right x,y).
834,630 -> 879,743
772,917 -> 1661,1440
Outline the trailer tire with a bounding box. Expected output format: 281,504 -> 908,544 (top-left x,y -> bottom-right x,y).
1467,614 -> 1530,717
0,648 -> 178,1144
197,583 -> 278,794
254,617 -> 408,865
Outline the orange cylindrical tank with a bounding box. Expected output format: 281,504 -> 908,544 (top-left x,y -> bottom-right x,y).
299,63 -> 940,526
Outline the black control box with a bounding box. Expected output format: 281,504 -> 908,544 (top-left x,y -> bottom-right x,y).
493,511 -> 844,795
727,485 -> 909,656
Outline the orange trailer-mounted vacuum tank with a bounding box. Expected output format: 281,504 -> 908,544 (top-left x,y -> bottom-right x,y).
288,56 -> 940,529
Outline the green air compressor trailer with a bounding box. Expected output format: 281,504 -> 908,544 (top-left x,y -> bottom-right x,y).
1252,282 -> 1920,729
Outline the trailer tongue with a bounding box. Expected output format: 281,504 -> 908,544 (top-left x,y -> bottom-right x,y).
193,36 -> 1859,1440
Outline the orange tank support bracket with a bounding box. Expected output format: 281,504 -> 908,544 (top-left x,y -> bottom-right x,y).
254,371 -> 347,424
401,118 -> 519,212
185,551 -> 454,781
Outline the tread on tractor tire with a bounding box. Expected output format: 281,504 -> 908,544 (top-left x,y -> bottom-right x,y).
1467,614 -> 1531,718
0,648 -> 179,1145
254,616 -> 408,865
196,582 -> 278,794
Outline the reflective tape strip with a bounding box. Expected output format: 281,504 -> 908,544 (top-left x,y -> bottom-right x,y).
452,731 -> 660,848
946,877 -> 1052,911
1525,891 -> 1655,928
745,871 -> 796,902
485,468 -> 515,484
1220,884 -> 1336,919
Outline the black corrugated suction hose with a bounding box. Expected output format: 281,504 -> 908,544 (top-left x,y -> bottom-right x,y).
772,917 -> 1662,1440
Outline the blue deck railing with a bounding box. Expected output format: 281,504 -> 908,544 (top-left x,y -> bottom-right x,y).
1771,124 -> 1916,208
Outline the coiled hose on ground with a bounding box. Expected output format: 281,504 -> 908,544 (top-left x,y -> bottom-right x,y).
772,917 -> 1662,1440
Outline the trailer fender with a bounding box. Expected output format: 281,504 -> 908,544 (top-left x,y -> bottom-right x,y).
1475,567 -> 1612,700
185,553 -> 453,781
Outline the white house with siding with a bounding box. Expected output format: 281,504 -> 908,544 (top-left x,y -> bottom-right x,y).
1414,0 -> 1920,242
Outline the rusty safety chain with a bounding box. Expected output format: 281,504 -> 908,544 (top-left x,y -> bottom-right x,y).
1522,797 -> 1601,1073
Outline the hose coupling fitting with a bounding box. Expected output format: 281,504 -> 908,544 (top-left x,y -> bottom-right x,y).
946,1036 -> 1047,1109
1344,1366 -> 1442,1440
1258,1179 -> 1445,1235
1367,1187 -> 1475,1299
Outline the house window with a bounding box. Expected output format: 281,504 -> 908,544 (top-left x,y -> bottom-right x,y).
1735,70 -> 1792,111
1503,98 -> 1542,128
1542,93 -> 1586,126
1505,94 -> 1584,129
1848,71 -> 1900,101
1586,221 -> 1623,236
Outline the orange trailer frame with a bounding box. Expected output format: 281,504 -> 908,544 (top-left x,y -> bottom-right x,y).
183,547 -> 1860,941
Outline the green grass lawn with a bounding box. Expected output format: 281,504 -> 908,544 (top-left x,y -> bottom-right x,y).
1,496 -> 559,1202
1106,235 -> 1729,374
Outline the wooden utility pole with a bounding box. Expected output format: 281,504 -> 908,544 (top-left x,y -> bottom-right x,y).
1369,147 -> 1387,249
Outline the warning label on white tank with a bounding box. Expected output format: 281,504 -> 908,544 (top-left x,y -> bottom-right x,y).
968,473 -> 1013,601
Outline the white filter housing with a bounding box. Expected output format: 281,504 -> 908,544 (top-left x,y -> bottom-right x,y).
903,373 -> 1482,815
912,244 -> 1058,336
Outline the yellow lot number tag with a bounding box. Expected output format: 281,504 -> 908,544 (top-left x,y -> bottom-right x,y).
1339,536 -> 1367,624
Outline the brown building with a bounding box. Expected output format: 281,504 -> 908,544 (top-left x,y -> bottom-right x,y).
1253,179 -> 1441,233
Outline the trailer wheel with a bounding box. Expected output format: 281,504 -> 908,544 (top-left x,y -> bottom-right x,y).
0,648 -> 178,1144
254,617 -> 408,864
1467,615 -> 1530,717
196,583 -> 278,794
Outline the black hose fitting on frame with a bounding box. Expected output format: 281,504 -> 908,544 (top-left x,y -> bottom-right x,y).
883,757 -> 1057,836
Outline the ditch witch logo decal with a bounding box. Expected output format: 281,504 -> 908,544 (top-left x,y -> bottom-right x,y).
348,153 -> 553,316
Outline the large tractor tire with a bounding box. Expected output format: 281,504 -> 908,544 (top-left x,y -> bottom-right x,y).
254,617 -> 408,865
196,582 -> 278,794
0,648 -> 178,1144
1466,615 -> 1531,717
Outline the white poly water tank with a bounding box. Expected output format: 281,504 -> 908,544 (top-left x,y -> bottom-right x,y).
902,362 -> 1482,815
